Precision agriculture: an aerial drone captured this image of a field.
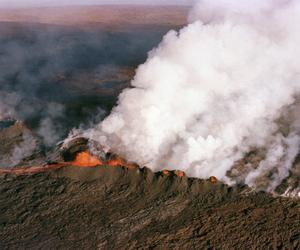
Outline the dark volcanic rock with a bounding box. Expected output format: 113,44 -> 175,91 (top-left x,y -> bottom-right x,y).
0,166 -> 299,249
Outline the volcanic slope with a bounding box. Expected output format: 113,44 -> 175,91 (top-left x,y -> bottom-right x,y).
0,166 -> 299,249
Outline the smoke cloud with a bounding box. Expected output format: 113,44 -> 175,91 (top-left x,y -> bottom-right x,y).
0,22 -> 168,149
82,0 -> 300,192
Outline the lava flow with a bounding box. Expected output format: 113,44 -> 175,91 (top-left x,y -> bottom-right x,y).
0,151 -> 138,175
71,151 -> 103,167
0,151 -> 189,178
71,151 -> 137,169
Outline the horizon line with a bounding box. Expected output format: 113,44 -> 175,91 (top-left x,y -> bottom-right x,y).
0,3 -> 192,9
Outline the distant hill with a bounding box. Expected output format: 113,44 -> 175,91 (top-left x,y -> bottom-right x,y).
0,5 -> 188,29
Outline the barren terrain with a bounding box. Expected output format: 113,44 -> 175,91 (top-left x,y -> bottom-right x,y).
1,166 -> 300,249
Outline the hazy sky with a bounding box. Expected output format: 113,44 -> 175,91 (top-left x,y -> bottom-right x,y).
0,0 -> 194,8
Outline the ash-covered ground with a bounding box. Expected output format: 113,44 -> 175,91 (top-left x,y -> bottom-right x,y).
1,5 -> 300,249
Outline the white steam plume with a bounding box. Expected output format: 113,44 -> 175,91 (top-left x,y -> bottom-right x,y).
81,0 -> 300,191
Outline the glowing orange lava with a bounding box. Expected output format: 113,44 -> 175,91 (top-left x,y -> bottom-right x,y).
71,151 -> 137,169
71,151 -> 103,167
209,176 -> 218,183
107,156 -> 137,169
162,169 -> 185,177
0,151 -> 186,177
162,170 -> 170,176
174,170 -> 185,177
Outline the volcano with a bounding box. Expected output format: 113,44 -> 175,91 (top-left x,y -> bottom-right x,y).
1,134 -> 300,249
1,3 -> 300,249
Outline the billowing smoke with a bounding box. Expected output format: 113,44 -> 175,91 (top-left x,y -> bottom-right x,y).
0,17 -> 178,169
82,0 -> 300,192
0,22 -> 167,147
